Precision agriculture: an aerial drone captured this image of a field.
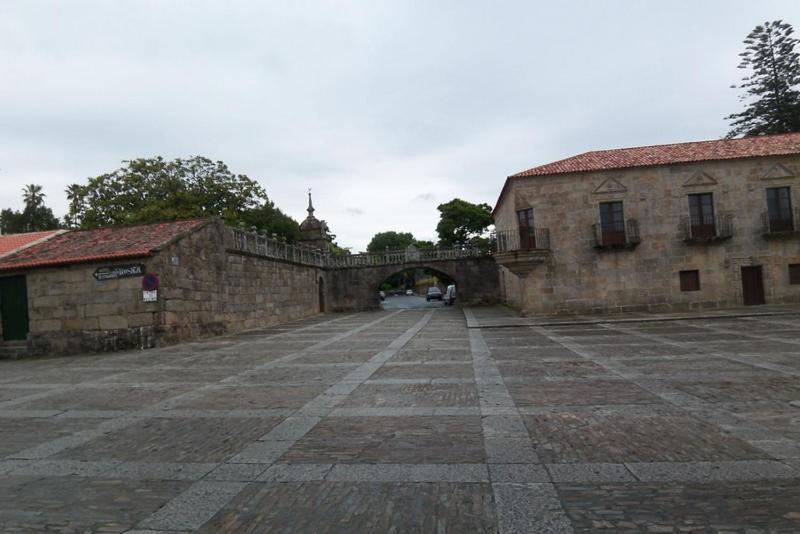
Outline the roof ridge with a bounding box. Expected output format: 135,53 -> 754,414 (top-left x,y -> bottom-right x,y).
581,133 -> 800,155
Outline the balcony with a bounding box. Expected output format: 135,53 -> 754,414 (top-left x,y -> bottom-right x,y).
592,219 -> 640,250
680,214 -> 733,244
762,211 -> 800,238
492,227 -> 551,275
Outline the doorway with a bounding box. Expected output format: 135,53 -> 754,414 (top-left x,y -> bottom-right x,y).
0,276 -> 29,341
741,266 -> 766,306
318,276 -> 325,313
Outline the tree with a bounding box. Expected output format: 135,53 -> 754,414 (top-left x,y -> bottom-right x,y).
238,200 -> 301,242
435,198 -> 493,248
366,231 -> 416,252
64,156 -> 300,240
0,184 -> 61,234
727,20 -> 800,137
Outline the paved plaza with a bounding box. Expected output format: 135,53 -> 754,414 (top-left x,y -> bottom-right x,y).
1,307 -> 800,532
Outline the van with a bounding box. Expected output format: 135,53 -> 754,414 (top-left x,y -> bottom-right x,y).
444,284 -> 456,306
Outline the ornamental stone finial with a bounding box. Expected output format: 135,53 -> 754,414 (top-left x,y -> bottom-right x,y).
307,188 -> 315,217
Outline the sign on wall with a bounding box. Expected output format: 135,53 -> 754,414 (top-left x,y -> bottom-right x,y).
93,264 -> 145,281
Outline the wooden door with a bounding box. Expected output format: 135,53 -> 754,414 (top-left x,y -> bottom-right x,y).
600,201 -> 625,246
741,266 -> 766,306
516,208 -> 536,249
0,276 -> 29,341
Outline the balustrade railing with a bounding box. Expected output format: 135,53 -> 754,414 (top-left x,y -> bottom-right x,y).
228,227 -> 488,268
492,227 -> 551,252
229,228 -> 326,267
592,219 -> 640,248
762,211 -> 800,235
680,213 -> 733,241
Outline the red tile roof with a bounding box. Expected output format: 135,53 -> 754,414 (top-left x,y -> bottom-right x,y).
0,219 -> 209,272
0,230 -> 63,258
510,133 -> 800,178
494,133 -> 800,215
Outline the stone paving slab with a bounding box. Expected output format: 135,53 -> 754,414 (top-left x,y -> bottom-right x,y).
2,307 -> 800,532
556,479 -> 800,532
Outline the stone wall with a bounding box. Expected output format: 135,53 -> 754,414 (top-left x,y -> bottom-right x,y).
154,221 -> 324,345
494,155 -> 800,315
24,261 -> 160,355
14,220 -> 324,356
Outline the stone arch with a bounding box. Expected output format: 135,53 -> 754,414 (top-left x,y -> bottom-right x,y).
325,257 -> 501,311
372,264 -> 458,297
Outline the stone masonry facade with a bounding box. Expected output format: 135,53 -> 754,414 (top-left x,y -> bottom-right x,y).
21,220 -> 324,355
493,153 -> 800,315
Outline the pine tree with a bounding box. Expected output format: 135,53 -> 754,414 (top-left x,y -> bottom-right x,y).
727,20 -> 800,138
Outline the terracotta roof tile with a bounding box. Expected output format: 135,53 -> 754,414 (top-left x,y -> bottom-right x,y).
0,230 -> 63,258
494,133 -> 800,215
511,133 -> 800,177
0,219 -> 208,272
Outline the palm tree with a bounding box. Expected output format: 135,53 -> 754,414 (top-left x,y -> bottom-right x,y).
22,184 -> 45,208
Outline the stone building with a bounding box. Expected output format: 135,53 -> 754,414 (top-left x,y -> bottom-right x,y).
0,219 -> 325,356
492,133 -> 800,315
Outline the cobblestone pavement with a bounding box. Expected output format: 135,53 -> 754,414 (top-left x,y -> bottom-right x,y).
1,308 -> 800,532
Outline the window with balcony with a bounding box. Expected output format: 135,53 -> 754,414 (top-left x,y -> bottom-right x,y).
767,187 -> 794,232
599,201 -> 625,246
688,193 -> 715,239
516,208 -> 536,249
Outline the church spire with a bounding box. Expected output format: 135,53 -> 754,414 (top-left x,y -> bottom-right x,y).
307,188 -> 315,217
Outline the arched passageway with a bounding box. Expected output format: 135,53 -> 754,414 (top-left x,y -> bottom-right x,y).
379,266 -> 456,309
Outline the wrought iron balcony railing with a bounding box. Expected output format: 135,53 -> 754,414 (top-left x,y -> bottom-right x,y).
592,219 -> 640,249
762,211 -> 800,236
680,213 -> 733,242
492,227 -> 551,253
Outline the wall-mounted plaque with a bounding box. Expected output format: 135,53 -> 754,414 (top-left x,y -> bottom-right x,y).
93,264 -> 145,281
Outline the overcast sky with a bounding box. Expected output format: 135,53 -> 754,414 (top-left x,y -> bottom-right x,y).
2,1 -> 800,251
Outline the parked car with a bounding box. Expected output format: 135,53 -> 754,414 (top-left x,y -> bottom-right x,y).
444,284 -> 456,306
406,289 -> 414,296
426,287 -> 443,301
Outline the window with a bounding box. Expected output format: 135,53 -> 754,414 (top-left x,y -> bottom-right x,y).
599,201 -> 625,246
516,208 -> 536,249
790,264 -> 800,285
767,187 -> 794,232
679,270 -> 700,292
688,193 -> 715,238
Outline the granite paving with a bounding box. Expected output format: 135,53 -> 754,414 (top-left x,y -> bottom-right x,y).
1,307 -> 799,532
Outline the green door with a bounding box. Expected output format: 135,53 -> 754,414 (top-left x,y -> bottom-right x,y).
0,276 -> 29,341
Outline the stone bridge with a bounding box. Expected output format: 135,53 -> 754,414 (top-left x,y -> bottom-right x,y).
325,247 -> 500,311
230,229 -> 500,311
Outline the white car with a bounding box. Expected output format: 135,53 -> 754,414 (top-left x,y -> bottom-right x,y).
405,289 -> 414,296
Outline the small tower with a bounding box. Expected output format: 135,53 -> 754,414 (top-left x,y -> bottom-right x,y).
298,190 -> 333,252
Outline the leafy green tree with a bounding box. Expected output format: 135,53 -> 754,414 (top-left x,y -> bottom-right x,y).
435,198 -> 493,248
727,20 -> 800,137
64,156 -> 300,240
239,201 -> 301,242
366,231 -> 416,252
1,184 -> 61,234
414,240 -> 436,250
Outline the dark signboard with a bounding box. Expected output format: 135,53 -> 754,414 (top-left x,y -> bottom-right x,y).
93,264 -> 145,281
